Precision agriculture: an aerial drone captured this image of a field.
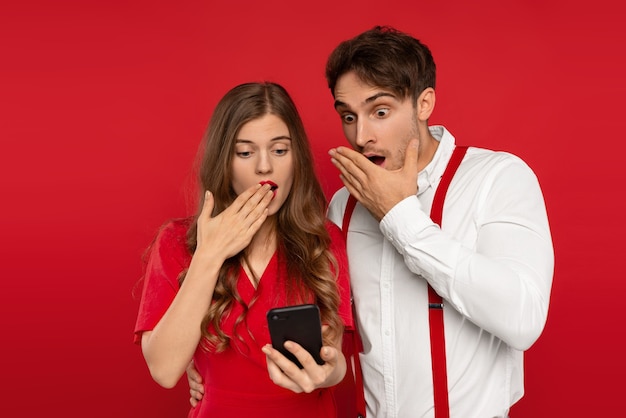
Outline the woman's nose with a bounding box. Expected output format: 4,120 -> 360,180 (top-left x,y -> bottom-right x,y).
256,152 -> 272,174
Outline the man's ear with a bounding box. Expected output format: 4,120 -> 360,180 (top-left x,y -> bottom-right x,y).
416,88 -> 436,121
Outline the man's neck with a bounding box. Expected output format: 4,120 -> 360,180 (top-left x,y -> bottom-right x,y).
417,127 -> 439,172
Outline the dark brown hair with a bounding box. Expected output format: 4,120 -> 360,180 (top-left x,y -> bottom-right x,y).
325,25 -> 436,101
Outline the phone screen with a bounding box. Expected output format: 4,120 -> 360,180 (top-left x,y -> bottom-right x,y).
266,304 -> 325,368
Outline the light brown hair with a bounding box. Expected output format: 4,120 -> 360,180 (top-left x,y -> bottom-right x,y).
184,82 -> 342,351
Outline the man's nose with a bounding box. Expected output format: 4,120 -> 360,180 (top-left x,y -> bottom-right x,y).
354,119 -> 374,148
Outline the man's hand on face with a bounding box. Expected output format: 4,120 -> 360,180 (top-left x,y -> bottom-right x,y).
329,139 -> 419,221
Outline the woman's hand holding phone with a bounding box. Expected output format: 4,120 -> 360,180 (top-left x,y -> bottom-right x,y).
262,333 -> 344,393
263,304 -> 347,393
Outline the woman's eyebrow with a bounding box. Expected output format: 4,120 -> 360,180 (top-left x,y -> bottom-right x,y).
235,136 -> 291,143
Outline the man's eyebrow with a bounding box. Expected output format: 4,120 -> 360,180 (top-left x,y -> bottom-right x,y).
333,100 -> 347,110
334,92 -> 398,110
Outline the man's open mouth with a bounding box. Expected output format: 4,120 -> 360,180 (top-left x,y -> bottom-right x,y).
367,155 -> 385,166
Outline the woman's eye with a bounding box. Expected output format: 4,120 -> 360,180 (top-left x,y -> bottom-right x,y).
236,151 -> 252,158
273,148 -> 289,156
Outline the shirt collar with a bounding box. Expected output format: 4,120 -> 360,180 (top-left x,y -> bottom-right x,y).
417,125 -> 456,196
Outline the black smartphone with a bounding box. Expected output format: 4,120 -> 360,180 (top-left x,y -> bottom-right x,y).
266,304 -> 325,369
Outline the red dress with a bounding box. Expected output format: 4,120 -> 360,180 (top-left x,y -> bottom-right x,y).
134,218 -> 352,418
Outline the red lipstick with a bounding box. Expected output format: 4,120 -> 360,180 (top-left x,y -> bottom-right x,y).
259,181 -> 278,198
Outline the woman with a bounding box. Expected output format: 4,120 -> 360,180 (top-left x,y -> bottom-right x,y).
134,82 -> 351,417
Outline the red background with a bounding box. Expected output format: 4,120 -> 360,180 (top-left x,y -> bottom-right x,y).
1,0 -> 624,416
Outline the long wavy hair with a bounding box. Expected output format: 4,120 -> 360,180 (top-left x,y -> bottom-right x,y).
182,82 -> 342,352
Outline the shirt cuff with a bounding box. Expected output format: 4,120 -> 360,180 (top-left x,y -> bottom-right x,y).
380,195 -> 433,250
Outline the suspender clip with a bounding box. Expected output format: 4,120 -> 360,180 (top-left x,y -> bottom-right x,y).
429,302 -> 444,309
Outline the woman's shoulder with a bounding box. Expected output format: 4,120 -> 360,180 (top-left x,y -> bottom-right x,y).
323,219 -> 347,260
324,219 -> 344,239
148,217 -> 194,260
157,217 -> 193,241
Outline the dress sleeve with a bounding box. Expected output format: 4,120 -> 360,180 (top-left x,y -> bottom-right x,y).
326,221 -> 354,330
133,219 -> 192,344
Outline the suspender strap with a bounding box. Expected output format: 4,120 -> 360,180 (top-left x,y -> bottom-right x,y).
430,146 -> 468,225
341,195 -> 366,417
342,194 -> 358,244
428,145 -> 468,418
341,145 -> 468,418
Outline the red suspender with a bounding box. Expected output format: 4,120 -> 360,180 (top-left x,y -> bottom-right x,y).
430,146 -> 468,226
342,145 -> 468,418
341,192 -> 358,245
427,145 -> 467,418
341,195 -> 366,418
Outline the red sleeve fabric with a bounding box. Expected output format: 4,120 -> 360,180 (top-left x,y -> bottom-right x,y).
133,218 -> 192,344
325,220 -> 353,330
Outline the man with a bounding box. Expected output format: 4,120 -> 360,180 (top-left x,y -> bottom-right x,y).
189,26 -> 554,418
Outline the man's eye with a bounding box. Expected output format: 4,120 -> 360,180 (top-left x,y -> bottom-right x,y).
375,108 -> 389,117
342,114 -> 356,123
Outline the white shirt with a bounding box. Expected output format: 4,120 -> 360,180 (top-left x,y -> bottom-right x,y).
327,126 -> 554,418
